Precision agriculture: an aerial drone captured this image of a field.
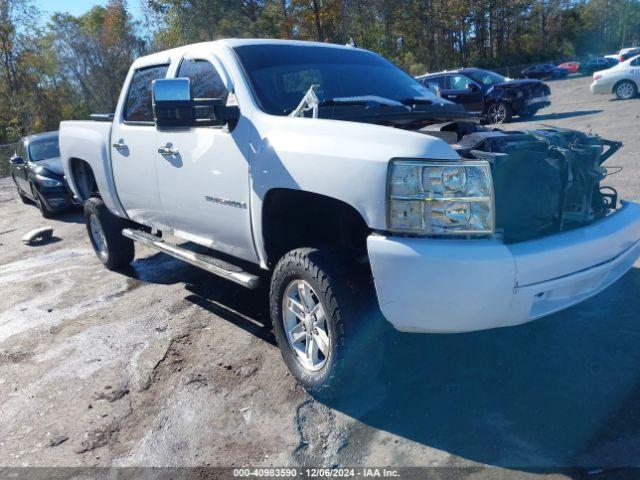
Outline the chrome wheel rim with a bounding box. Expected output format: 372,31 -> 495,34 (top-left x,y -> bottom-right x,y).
617,83 -> 634,99
89,214 -> 108,259
282,279 -> 330,371
488,103 -> 507,123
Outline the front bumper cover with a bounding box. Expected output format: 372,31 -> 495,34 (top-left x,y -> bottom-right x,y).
33,182 -> 78,212
590,81 -> 612,95
368,201 -> 640,333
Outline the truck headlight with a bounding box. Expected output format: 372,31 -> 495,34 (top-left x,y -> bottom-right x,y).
35,174 -> 63,188
387,160 -> 494,235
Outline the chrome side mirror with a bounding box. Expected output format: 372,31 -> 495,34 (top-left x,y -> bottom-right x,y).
9,155 -> 24,165
152,78 -> 237,128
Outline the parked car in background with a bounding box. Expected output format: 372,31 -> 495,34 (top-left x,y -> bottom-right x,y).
521,64 -> 569,79
580,57 -> 619,75
9,131 -> 76,217
558,61 -> 580,74
619,47 -> 640,62
416,67 -> 551,123
591,54 -> 640,100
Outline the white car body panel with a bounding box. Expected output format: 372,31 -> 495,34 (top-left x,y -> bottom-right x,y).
59,39 -> 640,333
111,122 -> 165,227
59,120 -> 127,218
590,55 -> 640,95
61,39 -> 458,267
369,202 -> 640,333
155,116 -> 258,262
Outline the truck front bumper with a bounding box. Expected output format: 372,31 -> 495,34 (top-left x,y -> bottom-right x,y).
368,202 -> 640,333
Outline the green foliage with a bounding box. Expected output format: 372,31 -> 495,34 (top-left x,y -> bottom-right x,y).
0,0 -> 142,143
1,0 -> 639,143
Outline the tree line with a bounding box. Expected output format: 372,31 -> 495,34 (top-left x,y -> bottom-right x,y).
0,0 -> 638,144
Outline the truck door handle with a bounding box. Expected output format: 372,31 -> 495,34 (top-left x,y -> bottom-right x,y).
112,140 -> 127,150
446,94 -> 458,99
158,144 -> 179,156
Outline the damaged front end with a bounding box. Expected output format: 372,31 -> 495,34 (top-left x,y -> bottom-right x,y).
435,124 -> 622,243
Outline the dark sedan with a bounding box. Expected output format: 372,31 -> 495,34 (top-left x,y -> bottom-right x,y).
579,57 -> 619,75
9,131 -> 77,217
416,68 -> 551,123
521,64 -> 569,79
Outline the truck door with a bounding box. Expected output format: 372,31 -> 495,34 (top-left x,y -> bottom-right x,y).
111,64 -> 169,225
155,57 -> 258,263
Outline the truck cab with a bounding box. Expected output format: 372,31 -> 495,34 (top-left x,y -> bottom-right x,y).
60,40 -> 640,393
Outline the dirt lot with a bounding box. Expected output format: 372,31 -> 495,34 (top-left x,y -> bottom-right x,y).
1,75 -> 639,477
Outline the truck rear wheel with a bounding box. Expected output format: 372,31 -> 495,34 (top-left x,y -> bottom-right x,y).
84,197 -> 134,270
270,247 -> 380,396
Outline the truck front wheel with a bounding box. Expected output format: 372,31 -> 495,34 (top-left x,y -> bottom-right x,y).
84,197 -> 134,270
270,247 -> 379,395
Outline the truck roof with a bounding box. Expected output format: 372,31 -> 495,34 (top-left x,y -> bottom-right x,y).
132,39 -> 363,70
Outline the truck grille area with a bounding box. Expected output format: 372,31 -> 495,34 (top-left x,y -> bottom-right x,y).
453,127 -> 622,243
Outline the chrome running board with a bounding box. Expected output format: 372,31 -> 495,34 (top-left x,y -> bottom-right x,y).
122,228 -> 260,289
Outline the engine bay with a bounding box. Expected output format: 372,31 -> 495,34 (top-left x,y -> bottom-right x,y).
425,122 -> 622,243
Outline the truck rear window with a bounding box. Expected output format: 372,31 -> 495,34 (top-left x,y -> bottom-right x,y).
124,64 -> 169,123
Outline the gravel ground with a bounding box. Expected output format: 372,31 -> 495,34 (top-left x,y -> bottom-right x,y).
0,75 -> 639,478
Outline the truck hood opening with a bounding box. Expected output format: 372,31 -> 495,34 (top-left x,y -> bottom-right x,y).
424,122 -> 623,243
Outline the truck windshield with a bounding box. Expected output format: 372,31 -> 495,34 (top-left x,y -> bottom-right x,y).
233,44 -> 437,115
28,138 -> 60,161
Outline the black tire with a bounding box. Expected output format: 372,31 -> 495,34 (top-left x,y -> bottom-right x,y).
486,101 -> 512,124
30,182 -> 54,218
613,80 -> 638,100
270,248 -> 382,396
83,197 -> 134,270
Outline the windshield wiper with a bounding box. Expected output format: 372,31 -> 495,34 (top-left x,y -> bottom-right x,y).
318,95 -> 406,108
289,86 -> 408,118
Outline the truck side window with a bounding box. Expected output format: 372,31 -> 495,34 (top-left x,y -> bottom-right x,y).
124,64 -> 169,123
177,59 -> 228,102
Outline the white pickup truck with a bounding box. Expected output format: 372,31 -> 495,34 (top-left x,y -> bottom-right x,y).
60,39 -> 640,392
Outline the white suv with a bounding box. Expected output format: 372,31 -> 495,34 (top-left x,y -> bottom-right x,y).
591,55 -> 640,100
